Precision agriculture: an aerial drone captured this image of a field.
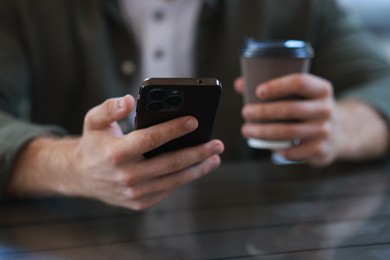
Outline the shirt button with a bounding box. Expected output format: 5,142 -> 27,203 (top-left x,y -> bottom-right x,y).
154,49 -> 164,59
153,10 -> 164,21
121,60 -> 136,76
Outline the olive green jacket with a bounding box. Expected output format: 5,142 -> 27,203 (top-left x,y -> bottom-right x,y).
1,0 -> 390,191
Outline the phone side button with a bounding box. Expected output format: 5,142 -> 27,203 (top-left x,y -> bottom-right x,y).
134,116 -> 138,129
136,98 -> 140,111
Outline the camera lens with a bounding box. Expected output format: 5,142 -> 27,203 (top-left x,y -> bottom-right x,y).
147,100 -> 164,111
149,88 -> 165,100
166,95 -> 182,107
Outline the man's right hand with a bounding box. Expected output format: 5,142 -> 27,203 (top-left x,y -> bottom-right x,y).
7,95 -> 224,210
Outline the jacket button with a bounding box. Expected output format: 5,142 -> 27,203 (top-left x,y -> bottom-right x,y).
121,60 -> 136,76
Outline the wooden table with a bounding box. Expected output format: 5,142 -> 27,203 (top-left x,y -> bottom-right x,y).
1,159 -> 390,259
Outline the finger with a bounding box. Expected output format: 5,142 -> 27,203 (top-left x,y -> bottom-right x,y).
234,77 -> 244,94
127,191 -> 173,211
107,190 -> 172,211
84,95 -> 135,131
121,139 -> 224,184
123,155 -> 221,201
242,121 -> 330,141
276,140 -> 334,167
242,100 -> 333,121
257,74 -> 333,100
140,140 -> 223,180
123,116 -> 200,157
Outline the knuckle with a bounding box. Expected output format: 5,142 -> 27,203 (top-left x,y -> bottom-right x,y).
291,73 -> 309,91
131,202 -> 147,211
320,102 -> 333,119
123,187 -> 136,199
113,168 -> 140,186
106,149 -> 124,166
127,187 -> 144,200
168,121 -> 183,134
312,141 -> 328,157
103,98 -> 116,114
119,172 -> 138,186
321,123 -> 332,138
313,122 -> 331,139
121,185 -> 145,201
83,108 -> 95,126
292,74 -> 307,88
168,156 -> 186,171
322,80 -> 333,95
83,98 -> 117,128
93,99 -> 113,120
317,78 -> 333,98
166,123 -> 188,139
140,132 -> 158,150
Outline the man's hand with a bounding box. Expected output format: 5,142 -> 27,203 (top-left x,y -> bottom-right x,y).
235,74 -> 389,167
7,95 -> 224,210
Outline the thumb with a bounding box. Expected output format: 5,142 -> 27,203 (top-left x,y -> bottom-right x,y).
84,95 -> 135,131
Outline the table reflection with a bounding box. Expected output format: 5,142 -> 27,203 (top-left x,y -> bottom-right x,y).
1,159 -> 389,259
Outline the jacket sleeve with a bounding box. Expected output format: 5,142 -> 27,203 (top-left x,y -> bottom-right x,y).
0,1 -> 66,194
312,0 -> 390,123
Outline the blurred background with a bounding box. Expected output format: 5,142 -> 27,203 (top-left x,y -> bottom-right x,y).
337,0 -> 390,59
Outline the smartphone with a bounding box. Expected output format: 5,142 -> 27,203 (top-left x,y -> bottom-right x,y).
134,78 -> 222,158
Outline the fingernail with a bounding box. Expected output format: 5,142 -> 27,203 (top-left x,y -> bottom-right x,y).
257,85 -> 267,99
243,107 -> 253,117
213,143 -> 224,154
243,126 -> 253,137
117,97 -> 124,109
185,118 -> 198,130
206,141 -> 223,154
210,156 -> 221,168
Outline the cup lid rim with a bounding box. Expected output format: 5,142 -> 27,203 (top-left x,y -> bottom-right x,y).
242,39 -> 314,58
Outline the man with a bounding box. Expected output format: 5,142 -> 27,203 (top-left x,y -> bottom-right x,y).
0,0 -> 389,209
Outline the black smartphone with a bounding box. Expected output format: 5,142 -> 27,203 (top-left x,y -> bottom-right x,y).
134,78 -> 222,158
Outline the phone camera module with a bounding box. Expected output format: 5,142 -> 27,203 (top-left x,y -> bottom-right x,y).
166,95 -> 182,107
147,100 -> 164,111
146,87 -> 184,112
149,88 -> 165,99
